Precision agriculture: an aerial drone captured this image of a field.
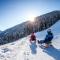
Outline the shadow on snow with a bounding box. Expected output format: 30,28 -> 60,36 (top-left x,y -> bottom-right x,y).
30,42 -> 37,54
43,46 -> 60,60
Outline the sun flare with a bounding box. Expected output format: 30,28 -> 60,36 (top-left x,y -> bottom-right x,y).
26,13 -> 36,22
28,16 -> 35,22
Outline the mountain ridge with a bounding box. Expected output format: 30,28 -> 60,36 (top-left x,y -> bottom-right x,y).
0,10 -> 60,45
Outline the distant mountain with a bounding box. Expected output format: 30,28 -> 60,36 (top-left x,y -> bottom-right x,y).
0,10 -> 60,45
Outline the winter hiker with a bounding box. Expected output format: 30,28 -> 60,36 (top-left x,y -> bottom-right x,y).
30,32 -> 36,43
38,29 -> 53,48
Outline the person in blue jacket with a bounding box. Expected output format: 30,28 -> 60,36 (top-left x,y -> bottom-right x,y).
38,29 -> 53,47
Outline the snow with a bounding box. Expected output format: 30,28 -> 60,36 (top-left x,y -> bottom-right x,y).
0,20 -> 60,60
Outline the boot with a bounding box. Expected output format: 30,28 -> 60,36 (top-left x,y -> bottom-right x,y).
45,44 -> 49,48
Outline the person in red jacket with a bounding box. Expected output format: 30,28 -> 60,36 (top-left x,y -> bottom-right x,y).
30,32 -> 36,43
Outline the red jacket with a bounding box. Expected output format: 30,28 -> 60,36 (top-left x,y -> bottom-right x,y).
30,34 -> 36,42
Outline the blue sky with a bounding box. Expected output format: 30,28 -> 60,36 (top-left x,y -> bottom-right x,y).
0,0 -> 60,31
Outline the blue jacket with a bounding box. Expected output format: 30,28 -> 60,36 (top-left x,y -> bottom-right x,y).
44,32 -> 53,43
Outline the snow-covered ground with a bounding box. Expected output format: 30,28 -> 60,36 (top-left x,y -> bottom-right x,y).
0,20 -> 60,60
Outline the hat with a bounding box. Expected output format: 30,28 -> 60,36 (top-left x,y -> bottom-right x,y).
47,29 -> 51,32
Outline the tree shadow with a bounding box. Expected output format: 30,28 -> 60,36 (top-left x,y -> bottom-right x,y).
30,42 -> 37,54
43,46 -> 60,60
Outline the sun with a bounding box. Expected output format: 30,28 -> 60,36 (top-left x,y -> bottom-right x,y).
26,13 -> 36,22
27,16 -> 35,22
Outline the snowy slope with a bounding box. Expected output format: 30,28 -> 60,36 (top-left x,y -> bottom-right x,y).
0,20 -> 60,60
